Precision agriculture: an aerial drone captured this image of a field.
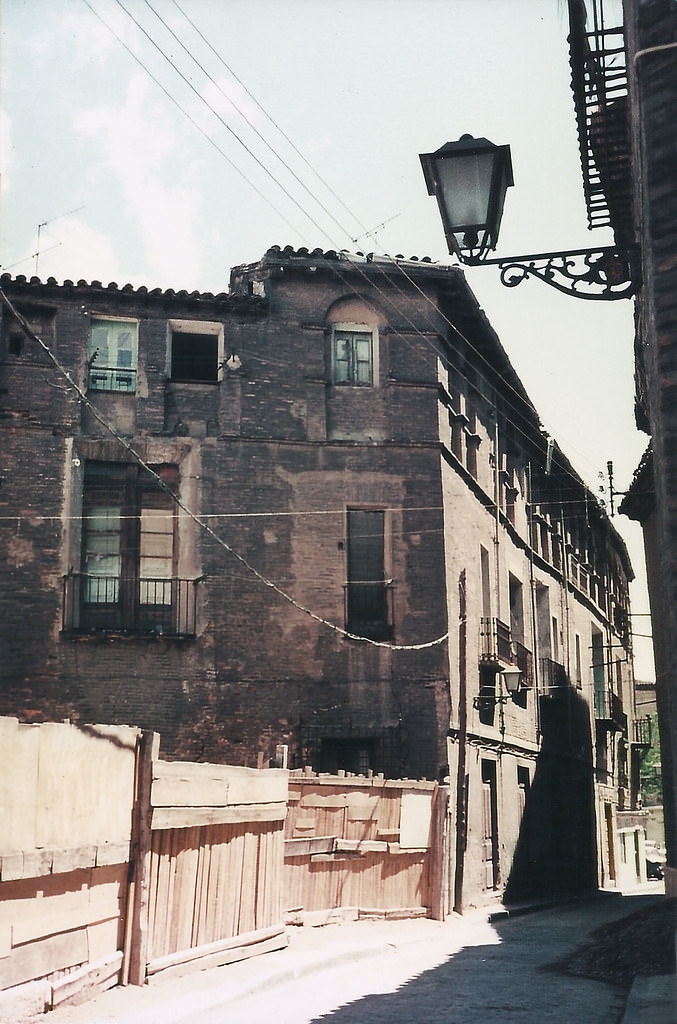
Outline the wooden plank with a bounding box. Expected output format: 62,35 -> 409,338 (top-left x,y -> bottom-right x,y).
36,722 -> 138,851
284,837 -> 335,857
334,839 -> 388,854
153,762 -> 288,807
0,853 -> 25,882
151,775 -> 230,810
126,730 -> 159,987
399,791 -> 433,849
51,952 -> 123,1008
299,794 -> 347,809
0,718 -> 39,851
0,928 -> 89,990
21,849 -> 54,878
151,802 -> 287,831
95,841 -> 130,867
51,846 -> 98,875
11,891 -> 119,946
145,925 -> 284,978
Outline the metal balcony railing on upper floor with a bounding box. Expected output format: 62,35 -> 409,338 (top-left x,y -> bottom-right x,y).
539,657 -> 569,697
479,618 -> 534,689
62,573 -> 198,638
594,687 -> 627,734
632,714 -> 652,749
479,617 -> 512,665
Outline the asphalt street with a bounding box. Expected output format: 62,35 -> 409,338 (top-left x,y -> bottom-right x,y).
36,893 -> 664,1024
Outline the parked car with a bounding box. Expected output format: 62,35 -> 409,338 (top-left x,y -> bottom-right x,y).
645,840 -> 666,880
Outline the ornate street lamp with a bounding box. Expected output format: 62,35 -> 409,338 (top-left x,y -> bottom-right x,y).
420,135 -> 640,300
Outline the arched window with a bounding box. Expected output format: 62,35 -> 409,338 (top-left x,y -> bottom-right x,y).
325,296 -> 386,387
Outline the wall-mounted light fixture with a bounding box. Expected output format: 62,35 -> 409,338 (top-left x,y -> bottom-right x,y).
420,135 -> 640,300
472,666 -> 523,710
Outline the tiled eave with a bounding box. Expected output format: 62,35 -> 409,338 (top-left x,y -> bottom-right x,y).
0,273 -> 266,317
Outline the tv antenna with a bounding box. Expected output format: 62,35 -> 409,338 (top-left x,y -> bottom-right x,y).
352,213 -> 401,247
35,205 -> 86,276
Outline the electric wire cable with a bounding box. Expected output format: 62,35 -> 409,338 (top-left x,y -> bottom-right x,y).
83,0 -> 615,498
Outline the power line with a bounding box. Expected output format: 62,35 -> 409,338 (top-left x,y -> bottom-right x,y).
86,0 -> 617,497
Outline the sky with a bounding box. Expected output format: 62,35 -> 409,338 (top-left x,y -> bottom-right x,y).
0,0 -> 654,677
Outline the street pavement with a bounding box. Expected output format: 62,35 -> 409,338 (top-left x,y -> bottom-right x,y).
24,891 -> 674,1024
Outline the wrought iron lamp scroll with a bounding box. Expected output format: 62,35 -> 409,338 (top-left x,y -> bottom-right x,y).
420,135 -> 640,301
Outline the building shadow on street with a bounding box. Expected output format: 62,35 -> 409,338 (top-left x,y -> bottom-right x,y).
304,895 -> 665,1024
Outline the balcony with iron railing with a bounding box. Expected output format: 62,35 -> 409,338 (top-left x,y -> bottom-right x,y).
539,657 -> 569,697
344,581 -> 394,641
479,618 -> 534,688
87,366 -> 137,392
594,687 -> 627,734
479,617 -> 512,665
632,714 -> 652,750
62,573 -> 198,638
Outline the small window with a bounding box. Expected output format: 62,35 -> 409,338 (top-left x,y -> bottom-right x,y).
332,329 -> 374,386
88,318 -> 138,392
171,331 -> 219,383
8,332 -> 24,356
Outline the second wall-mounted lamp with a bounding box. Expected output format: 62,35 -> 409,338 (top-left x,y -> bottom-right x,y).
420,135 -> 640,301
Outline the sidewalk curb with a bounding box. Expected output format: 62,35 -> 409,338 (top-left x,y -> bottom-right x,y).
489,889 -> 623,923
195,921 -> 455,1010
620,975 -> 676,1024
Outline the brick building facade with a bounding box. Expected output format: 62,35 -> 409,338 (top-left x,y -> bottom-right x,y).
567,0 -> 677,891
0,246 -> 638,905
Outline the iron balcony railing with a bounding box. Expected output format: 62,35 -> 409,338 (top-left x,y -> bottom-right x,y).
62,573 -> 198,637
594,687 -> 627,734
479,617 -> 512,665
88,366 -> 137,392
632,715 -> 652,749
539,657 -> 569,697
479,618 -> 534,688
344,581 -> 394,641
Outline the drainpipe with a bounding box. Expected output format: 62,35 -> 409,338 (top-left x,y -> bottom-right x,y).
453,570 -> 468,914
528,463 -> 541,739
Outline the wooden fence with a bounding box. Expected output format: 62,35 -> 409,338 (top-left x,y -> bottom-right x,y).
284,771 -> 448,923
0,720 -> 446,1018
132,733 -> 288,982
0,719 -> 288,1014
0,717 -> 139,1011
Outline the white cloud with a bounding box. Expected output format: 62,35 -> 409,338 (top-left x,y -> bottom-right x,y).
27,218 -> 125,286
71,71 -> 207,288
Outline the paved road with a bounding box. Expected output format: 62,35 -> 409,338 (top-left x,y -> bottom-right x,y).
41,893 -> 661,1024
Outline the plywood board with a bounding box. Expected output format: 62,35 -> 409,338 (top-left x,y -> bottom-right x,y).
35,722 -> 138,849
399,791 -> 433,849
0,719 -> 40,851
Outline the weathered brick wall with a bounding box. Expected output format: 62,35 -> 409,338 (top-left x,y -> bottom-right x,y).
625,0 -> 677,874
0,268 -> 451,778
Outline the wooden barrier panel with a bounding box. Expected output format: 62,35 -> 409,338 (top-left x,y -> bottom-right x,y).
132,754 -> 289,981
283,773 -> 445,922
0,717 -> 139,1008
0,718 -> 138,854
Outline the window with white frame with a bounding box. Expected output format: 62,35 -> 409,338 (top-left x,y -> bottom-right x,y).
332,326 -> 375,386
88,318 -> 138,392
169,319 -> 224,383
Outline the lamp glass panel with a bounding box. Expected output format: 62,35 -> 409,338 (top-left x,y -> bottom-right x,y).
435,150 -> 496,230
